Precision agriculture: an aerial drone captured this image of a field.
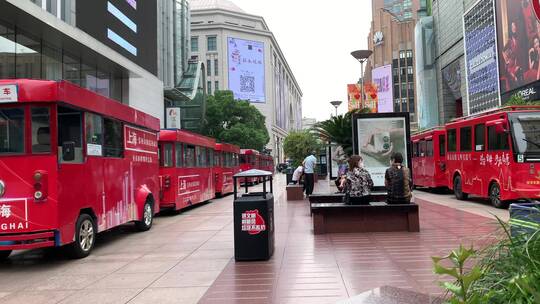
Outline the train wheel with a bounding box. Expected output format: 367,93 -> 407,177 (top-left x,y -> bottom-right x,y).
0,250 -> 12,260
135,201 -> 154,232
67,214 -> 96,259
489,183 -> 509,209
453,175 -> 468,200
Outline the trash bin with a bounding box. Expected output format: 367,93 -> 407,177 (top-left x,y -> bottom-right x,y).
233,169 -> 275,261
509,202 -> 540,238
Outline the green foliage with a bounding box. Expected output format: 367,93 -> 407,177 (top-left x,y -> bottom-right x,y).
312,108 -> 371,157
202,90 -> 269,151
283,131 -> 321,167
505,94 -> 540,106
434,218 -> 540,304
433,245 -> 483,304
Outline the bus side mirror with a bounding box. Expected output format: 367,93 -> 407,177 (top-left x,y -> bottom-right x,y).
62,141 -> 75,161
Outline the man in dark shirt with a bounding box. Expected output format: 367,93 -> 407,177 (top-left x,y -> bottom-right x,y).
385,152 -> 412,204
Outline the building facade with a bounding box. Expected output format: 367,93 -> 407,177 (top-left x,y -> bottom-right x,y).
366,0 -> 419,129
188,0 -> 303,163
0,0 -> 164,124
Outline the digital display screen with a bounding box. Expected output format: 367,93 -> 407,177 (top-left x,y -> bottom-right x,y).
371,65 -> 394,113
227,37 -> 266,103
76,0 -> 157,75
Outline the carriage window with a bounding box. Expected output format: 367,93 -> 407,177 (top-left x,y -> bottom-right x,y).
31,107 -> 51,153
426,139 -> 434,156
175,143 -> 183,167
184,144 -> 195,167
439,135 -> 446,156
488,126 -> 509,151
85,113 -> 103,156
474,124 -> 485,151
197,147 -> 206,167
58,106 -> 83,163
240,154 -> 247,164
419,140 -> 426,157
103,118 -> 123,158
447,129 -> 457,152
0,108 -> 25,154
460,127 -> 472,152
208,148 -> 214,167
413,142 -> 418,157
160,143 -> 173,167
214,151 -> 220,166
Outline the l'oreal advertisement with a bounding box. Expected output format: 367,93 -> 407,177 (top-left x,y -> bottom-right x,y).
354,115 -> 410,187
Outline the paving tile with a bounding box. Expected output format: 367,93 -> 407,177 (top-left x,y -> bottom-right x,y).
116,260 -> 180,274
25,274 -> 106,291
0,290 -> 74,304
151,270 -> 222,288
58,288 -> 142,304
128,287 -> 207,304
86,273 -> 162,289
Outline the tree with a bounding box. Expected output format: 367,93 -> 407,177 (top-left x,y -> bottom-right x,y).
283,131 -> 321,167
505,94 -> 540,106
202,90 -> 269,151
312,108 -> 371,156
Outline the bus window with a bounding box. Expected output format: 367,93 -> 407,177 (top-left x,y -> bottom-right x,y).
85,113 -> 103,156
488,126 -> 509,151
419,140 -> 426,157
0,108 -> 24,154
426,139 -> 433,157
240,155 -> 246,164
175,143 -> 183,168
208,148 -> 214,167
103,118 -> 123,158
160,143 -> 173,167
413,142 -> 418,157
31,107 -> 51,153
447,129 -> 457,152
460,127 -> 472,152
184,144 -> 195,167
214,151 -> 220,166
439,135 -> 446,156
474,124 -> 485,151
196,146 -> 206,167
58,106 -> 83,163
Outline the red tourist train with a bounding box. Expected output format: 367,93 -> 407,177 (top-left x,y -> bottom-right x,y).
412,128 -> 447,189
0,79 -> 272,260
214,143 -> 240,197
240,149 -> 260,184
412,106 -> 540,208
158,130 -> 217,211
0,80 -> 160,259
259,154 -> 275,174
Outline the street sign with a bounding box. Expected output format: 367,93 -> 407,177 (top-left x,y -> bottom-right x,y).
166,107 -> 181,129
0,85 -> 18,103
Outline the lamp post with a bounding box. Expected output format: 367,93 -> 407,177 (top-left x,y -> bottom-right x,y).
351,50 -> 373,110
330,100 -> 342,116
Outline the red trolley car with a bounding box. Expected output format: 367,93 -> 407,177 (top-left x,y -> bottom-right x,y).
0,80 -> 160,259
214,143 -> 240,196
412,127 -> 447,189
158,130 -> 216,211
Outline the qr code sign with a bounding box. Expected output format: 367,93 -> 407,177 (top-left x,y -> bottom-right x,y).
240,76 -> 255,93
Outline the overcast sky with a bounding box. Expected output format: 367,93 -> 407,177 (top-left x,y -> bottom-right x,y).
232,0 -> 373,122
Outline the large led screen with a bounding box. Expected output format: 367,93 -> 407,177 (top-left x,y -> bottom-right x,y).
371,65 -> 394,113
227,37 -> 265,103
353,113 -> 411,188
496,0 -> 540,102
463,0 -> 500,114
76,0 -> 157,75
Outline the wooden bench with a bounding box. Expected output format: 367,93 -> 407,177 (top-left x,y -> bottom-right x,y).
286,184 -> 304,201
308,191 -> 388,213
310,201 -> 420,234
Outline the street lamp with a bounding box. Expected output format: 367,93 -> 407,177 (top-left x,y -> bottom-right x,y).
330,100 -> 342,116
351,50 -> 373,110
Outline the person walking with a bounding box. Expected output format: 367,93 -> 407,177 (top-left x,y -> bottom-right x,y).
385,152 -> 412,204
303,151 -> 317,196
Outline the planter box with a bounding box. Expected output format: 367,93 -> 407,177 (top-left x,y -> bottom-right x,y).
510,202 -> 540,238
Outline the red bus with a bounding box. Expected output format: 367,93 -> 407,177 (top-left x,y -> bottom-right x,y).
0,80 -> 160,260
214,143 -> 240,197
158,130 -> 215,211
412,128 -> 447,189
240,149 -> 260,184
444,106 -> 540,208
259,154 -> 275,174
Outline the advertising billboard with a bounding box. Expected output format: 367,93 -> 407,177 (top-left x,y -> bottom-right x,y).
352,113 -> 411,189
372,65 -> 394,113
496,0 -> 540,102
227,37 -> 266,103
463,0 -> 500,114
76,0 -> 158,75
347,83 -> 377,112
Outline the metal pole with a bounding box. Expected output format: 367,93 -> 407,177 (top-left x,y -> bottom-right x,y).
262,176 -> 267,199
360,60 -> 365,109
233,177 -> 237,200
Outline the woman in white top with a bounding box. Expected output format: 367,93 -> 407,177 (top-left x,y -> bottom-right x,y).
291,165 -> 304,185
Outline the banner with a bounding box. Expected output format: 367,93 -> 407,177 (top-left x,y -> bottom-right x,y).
372,65 -> 393,112
347,83 -> 377,112
227,37 -> 265,103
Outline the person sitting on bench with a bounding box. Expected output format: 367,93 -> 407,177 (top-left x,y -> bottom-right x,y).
291,165 -> 304,185
385,152 -> 412,204
341,155 -> 373,204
